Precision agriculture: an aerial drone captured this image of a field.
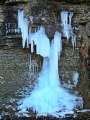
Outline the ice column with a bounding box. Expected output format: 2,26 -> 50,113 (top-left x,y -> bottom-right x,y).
18,10 -> 29,48
61,11 -> 76,48
49,32 -> 62,86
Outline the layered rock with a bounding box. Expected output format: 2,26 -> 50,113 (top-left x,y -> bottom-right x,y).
0,0 -> 90,112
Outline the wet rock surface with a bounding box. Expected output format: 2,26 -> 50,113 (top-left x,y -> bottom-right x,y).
1,112 -> 90,120
52,0 -> 90,3
0,46 -> 42,117
0,47 -> 29,112
0,0 -> 90,118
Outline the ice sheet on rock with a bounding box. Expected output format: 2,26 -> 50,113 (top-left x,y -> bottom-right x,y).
72,71 -> 79,87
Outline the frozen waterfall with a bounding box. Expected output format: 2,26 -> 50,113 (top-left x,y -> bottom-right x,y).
18,10 -> 83,118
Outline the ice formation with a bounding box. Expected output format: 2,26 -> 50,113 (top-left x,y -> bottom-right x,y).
18,10 -> 83,118
72,71 -> 79,87
29,26 -> 50,57
18,10 -> 29,48
61,11 -> 76,48
30,16 -> 34,24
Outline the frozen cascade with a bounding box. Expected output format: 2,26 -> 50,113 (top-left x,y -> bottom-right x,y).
61,11 -> 76,48
18,29 -> 83,117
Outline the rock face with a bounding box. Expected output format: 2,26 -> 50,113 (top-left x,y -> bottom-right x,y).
0,0 -> 90,115
49,0 -> 90,3
2,0 -> 90,4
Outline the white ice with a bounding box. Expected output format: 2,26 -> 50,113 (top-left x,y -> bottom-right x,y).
30,16 -> 34,24
18,30 -> 83,118
61,11 -> 76,48
29,26 -> 50,57
72,71 -> 79,87
18,10 -> 29,48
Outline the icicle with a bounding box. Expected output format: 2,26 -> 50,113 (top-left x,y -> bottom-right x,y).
31,40 -> 34,53
8,22 -> 10,28
61,11 -> 68,26
61,10 -> 76,48
69,12 -> 73,25
71,34 -> 76,48
61,11 -> 70,40
55,32 -> 62,59
28,27 -> 32,44
30,16 -> 33,24
5,23 -> 7,29
18,10 -> 29,48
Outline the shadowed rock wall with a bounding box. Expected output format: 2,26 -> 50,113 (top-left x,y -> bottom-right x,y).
0,0 -> 90,111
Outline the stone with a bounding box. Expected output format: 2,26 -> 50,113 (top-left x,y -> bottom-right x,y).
5,0 -> 29,4
86,22 -> 90,37
0,0 -> 5,4
0,0 -> 90,113
48,0 -> 90,3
